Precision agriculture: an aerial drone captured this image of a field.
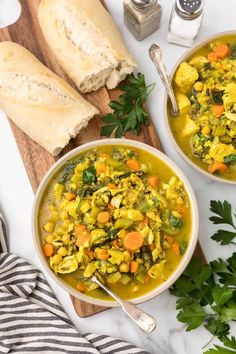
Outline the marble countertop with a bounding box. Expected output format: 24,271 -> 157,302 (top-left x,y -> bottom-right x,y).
0,0 -> 235,353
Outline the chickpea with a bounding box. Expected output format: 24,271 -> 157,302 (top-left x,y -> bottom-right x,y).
52,254 -> 62,265
123,251 -> 131,262
119,262 -> 129,273
201,126 -> 211,136
57,247 -> 68,257
60,210 -> 68,220
43,221 -> 55,233
193,81 -> 204,92
45,234 -> 55,244
62,234 -> 70,245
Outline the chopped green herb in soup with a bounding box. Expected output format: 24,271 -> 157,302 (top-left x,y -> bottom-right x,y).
39,146 -> 191,301
169,35 -> 236,181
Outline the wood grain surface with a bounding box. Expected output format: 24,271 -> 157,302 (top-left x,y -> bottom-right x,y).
0,0 -> 206,317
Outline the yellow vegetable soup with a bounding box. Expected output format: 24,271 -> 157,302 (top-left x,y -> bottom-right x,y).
169,35 -> 236,181
39,145 -> 191,301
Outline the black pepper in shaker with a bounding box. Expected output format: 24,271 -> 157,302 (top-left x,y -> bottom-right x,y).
123,0 -> 162,41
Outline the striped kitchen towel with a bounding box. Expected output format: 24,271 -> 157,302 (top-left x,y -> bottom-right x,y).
0,214 -> 149,354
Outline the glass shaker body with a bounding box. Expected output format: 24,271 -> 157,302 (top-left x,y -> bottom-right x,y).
167,0 -> 204,47
124,0 -> 162,41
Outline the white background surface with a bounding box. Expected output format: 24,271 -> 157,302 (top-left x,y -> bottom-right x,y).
0,1 -> 236,353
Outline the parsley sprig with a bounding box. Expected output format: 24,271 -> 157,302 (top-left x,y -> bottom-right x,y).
170,254 -> 236,353
170,200 -> 236,353
100,73 -> 155,138
210,201 -> 236,245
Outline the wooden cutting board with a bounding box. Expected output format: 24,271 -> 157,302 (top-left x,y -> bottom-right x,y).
0,0 -> 206,317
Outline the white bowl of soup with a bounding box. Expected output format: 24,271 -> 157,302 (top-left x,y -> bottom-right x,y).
32,139 -> 199,307
165,31 -> 236,184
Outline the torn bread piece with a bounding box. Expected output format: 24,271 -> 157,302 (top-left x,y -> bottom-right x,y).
0,42 -> 98,155
38,0 -> 137,93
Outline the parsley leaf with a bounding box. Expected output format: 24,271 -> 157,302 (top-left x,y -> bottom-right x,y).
177,302 -> 207,331
211,230 -> 236,245
211,253 -> 236,287
169,214 -> 183,228
224,154 -> 236,165
170,251 -> 236,354
83,166 -> 97,184
205,346 -> 236,353
209,201 -> 235,227
210,201 -> 236,245
100,73 -> 155,137
211,89 -> 224,104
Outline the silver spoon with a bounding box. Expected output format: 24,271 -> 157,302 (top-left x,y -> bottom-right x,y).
149,43 -> 180,116
91,275 -> 156,333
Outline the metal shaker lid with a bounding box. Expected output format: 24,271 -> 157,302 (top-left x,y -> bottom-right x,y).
131,0 -> 157,10
176,0 -> 204,19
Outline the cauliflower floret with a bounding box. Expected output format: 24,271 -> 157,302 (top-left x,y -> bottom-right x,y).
182,116 -> 199,136
206,137 -> 236,162
188,55 -> 208,70
174,62 -> 199,92
176,92 -> 191,114
223,83 -> 236,110
108,250 -> 124,265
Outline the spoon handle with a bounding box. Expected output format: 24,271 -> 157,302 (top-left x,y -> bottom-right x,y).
149,43 -> 179,116
91,276 -> 156,333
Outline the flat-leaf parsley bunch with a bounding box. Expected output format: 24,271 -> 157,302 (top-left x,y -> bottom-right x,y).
170,200 -> 236,354
100,73 -> 155,138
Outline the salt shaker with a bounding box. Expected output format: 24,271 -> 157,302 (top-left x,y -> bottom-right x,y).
123,0 -> 162,41
167,0 -> 204,47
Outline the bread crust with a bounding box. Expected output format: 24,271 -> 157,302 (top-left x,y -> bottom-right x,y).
38,0 -> 137,92
0,41 -> 98,155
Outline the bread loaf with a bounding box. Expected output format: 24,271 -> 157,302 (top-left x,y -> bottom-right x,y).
0,42 -> 98,155
38,0 -> 137,93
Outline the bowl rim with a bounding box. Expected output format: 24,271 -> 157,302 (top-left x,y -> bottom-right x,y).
32,138 -> 199,307
164,30 -> 236,185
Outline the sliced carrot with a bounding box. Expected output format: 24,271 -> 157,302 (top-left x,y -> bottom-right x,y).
208,162 -> 228,175
108,202 -> 115,210
148,176 -> 159,188
74,224 -> 86,234
172,242 -> 180,256
95,248 -> 109,260
77,282 -> 86,292
214,44 -> 229,59
112,239 -> 119,247
150,242 -> 155,251
164,235 -> 175,245
96,163 -> 106,174
43,243 -> 54,257
76,232 -> 91,247
208,52 -> 218,62
66,192 -> 76,201
87,250 -> 95,260
177,205 -> 186,217
212,104 -> 225,117
75,224 -> 91,247
107,183 -> 116,189
130,260 -> 139,273
101,153 -> 110,159
124,231 -> 144,251
126,159 -> 140,171
97,211 -> 109,224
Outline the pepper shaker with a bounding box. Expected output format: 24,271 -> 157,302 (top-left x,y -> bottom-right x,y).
123,0 -> 162,41
167,0 -> 204,47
